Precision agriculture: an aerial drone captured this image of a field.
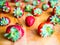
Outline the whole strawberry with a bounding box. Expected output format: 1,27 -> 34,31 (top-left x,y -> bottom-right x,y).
13,7 -> 24,18
38,21 -> 54,37
25,16 -> 35,27
0,17 -> 10,26
25,4 -> 33,12
4,25 -> 24,42
48,0 -> 58,8
33,0 -> 40,6
47,15 -> 60,25
52,6 -> 60,16
3,5 -> 11,13
33,8 -> 42,16
42,3 -> 49,11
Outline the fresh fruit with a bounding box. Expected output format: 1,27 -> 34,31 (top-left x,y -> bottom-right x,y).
38,21 -> 54,37
2,1 -> 11,13
25,16 -> 35,27
47,15 -> 60,24
33,0 -> 40,6
25,4 -> 33,12
0,17 -> 10,26
4,25 -> 24,42
42,3 -> 49,11
13,7 -> 24,18
16,1 -> 25,9
3,5 -> 11,13
48,0 -> 58,8
33,8 -> 42,16
52,6 -> 60,16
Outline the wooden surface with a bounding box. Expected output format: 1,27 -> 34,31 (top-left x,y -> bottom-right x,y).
0,1 -> 60,45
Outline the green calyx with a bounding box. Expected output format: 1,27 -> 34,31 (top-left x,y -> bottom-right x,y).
33,0 -> 39,6
42,4 -> 49,10
0,17 -> 9,26
3,6 -> 10,12
50,15 -> 60,24
56,6 -> 60,15
25,4 -> 33,12
49,0 -> 58,8
13,7 -> 23,18
24,0 -> 29,2
26,13 -> 33,16
4,27 -> 20,42
34,8 -> 42,15
40,24 -> 54,37
16,2 -> 20,7
40,0 -> 44,2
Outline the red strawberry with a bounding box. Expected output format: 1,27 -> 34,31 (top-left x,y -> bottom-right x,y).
3,5 -> 11,13
52,6 -> 60,16
32,8 -> 42,16
38,21 -> 53,35
0,17 -> 10,26
48,0 -> 58,8
4,17 -> 10,25
47,15 -> 60,25
4,24 -> 24,41
25,16 -> 35,27
2,1 -> 11,13
6,25 -> 24,37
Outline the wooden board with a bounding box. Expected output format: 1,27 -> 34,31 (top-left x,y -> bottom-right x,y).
0,0 -> 60,45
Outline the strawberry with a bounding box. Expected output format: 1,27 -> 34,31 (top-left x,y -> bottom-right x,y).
0,17 -> 10,26
25,16 -> 35,27
4,25 -> 24,42
25,4 -> 33,12
32,8 -> 42,16
48,0 -> 58,8
38,21 -> 54,37
16,2 -> 25,9
13,7 -> 24,18
33,0 -> 40,6
42,3 -> 49,11
47,15 -> 60,25
3,5 -> 11,13
52,6 -> 60,16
